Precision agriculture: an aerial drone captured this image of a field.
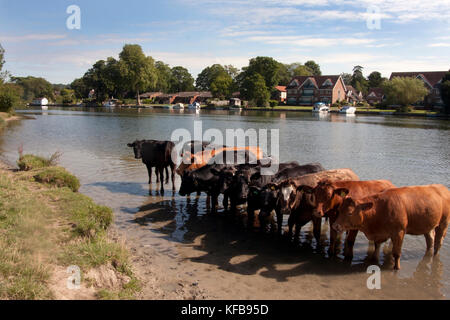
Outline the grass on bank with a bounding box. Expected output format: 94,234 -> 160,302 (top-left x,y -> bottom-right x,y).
0,156 -> 140,300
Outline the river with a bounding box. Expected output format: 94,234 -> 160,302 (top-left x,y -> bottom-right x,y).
1,107 -> 449,299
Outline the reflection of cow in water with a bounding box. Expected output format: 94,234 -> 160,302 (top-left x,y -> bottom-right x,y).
127,140 -> 176,193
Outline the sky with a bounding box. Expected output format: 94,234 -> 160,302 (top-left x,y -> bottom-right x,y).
0,0 -> 449,84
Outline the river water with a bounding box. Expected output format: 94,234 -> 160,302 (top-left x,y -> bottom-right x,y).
1,107 -> 449,299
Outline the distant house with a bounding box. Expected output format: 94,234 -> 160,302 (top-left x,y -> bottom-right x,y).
139,92 -> 163,100
389,71 -> 447,107
154,91 -> 212,105
286,75 -> 347,105
273,86 -> 287,103
31,97 -> 49,106
366,87 -> 385,105
345,85 -> 363,105
196,92 -> 212,104
229,98 -> 241,107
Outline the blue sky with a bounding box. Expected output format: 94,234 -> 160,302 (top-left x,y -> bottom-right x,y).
1,0 -> 449,84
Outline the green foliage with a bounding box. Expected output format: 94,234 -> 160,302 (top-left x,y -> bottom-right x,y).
351,66 -> 369,94
11,76 -> 54,101
304,60 -> 321,75
368,71 -> 386,88
210,73 -> 233,99
269,100 -> 278,108
33,167 -> 80,192
382,77 -> 429,107
155,61 -> 172,93
169,66 -> 195,92
119,44 -> 157,104
242,57 -> 280,89
440,71 -> 450,114
341,72 -> 352,85
241,73 -> 270,107
0,83 -> 22,112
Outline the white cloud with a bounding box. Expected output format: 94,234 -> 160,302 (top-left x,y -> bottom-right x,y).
0,34 -> 67,42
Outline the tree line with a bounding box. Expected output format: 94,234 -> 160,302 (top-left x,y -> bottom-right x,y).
0,42 -> 449,113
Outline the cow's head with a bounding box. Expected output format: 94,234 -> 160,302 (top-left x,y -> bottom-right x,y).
127,140 -> 143,159
258,182 -> 281,221
333,196 -> 372,232
277,181 -> 301,216
179,172 -> 198,196
211,166 -> 236,194
312,180 -> 348,218
232,170 -> 253,204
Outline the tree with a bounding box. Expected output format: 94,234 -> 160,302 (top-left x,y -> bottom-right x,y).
304,60 -> 322,76
241,73 -> 270,107
11,76 -> 54,101
243,56 -> 280,90
210,74 -> 233,99
440,71 -> 450,114
170,66 -> 195,93
118,44 -> 157,105
70,78 -> 90,100
224,65 -> 239,80
382,77 -> 429,110
292,65 -> 313,77
60,88 -> 75,104
155,61 -> 172,93
82,60 -> 109,102
0,43 -> 6,84
195,64 -> 228,91
368,71 -> 386,88
351,65 -> 368,94
341,73 -> 352,85
0,83 -> 22,112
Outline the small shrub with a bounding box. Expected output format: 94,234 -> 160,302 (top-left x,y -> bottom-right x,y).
33,167 -> 80,192
269,100 -> 278,108
18,155 -> 50,171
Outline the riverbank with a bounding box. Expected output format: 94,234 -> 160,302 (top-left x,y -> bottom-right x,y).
0,159 -> 140,299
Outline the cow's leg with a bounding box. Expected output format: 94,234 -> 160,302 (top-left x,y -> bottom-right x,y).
146,164 -> 153,184
328,215 -> 338,255
223,194 -> 229,212
159,167 -> 164,193
276,210 -> 283,236
211,194 -> 218,214
344,229 -> 358,259
372,241 -> 382,262
434,221 -> 448,255
171,165 -> 176,191
312,216 -> 322,247
287,213 -> 294,240
392,230 -> 405,270
424,230 -> 435,255
206,194 -> 211,210
165,166 -> 169,184
294,219 -> 301,245
247,206 -> 255,230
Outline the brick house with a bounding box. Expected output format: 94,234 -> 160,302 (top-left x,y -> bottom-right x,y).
366,87 -> 385,105
389,71 -> 447,107
286,75 -> 347,105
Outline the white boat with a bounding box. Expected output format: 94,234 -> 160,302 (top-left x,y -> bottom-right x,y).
188,102 -> 201,110
41,105 -> 48,110
103,99 -> 118,108
339,105 -> 356,115
173,103 -> 185,109
312,102 -> 329,113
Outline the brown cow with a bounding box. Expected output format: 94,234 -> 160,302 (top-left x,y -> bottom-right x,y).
334,184 -> 450,270
274,169 -> 359,246
176,146 -> 264,176
307,179 -> 396,257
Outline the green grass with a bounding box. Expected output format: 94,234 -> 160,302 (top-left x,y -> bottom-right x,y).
17,152 -> 61,171
0,163 -> 139,300
33,166 -> 80,192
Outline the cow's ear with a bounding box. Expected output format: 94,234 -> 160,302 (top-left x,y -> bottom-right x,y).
334,188 -> 349,198
359,202 -> 373,211
127,143 -> 134,148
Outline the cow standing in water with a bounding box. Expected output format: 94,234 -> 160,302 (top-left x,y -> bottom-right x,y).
127,140 -> 177,193
334,184 -> 450,270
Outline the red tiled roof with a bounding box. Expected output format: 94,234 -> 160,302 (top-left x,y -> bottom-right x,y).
287,75 -> 342,89
390,71 -> 447,88
275,86 -> 286,92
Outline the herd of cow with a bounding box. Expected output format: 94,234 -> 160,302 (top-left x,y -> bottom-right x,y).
127,139 -> 450,270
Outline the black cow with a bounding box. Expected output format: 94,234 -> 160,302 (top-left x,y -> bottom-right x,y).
127,140 -> 177,193
255,163 -> 325,234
